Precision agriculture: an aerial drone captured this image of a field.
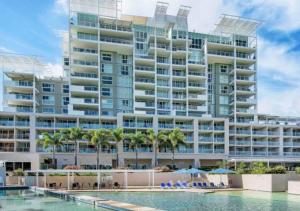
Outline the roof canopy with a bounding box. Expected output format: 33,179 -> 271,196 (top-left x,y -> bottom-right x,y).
214,14 -> 261,36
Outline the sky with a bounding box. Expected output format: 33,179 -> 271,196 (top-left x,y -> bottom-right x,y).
0,0 -> 300,116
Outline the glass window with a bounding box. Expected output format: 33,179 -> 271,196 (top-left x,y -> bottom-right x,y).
220,65 -> 228,73
42,83 -> 55,92
42,95 -> 55,105
220,85 -> 228,94
121,66 -> 129,75
101,63 -> 113,73
102,53 -> 111,61
62,97 -> 69,105
63,84 -> 69,93
42,106 -> 54,114
101,88 -> 111,96
102,99 -> 113,109
122,99 -> 129,106
220,75 -> 228,83
220,96 -> 229,104
102,76 -> 112,84
122,55 -> 128,64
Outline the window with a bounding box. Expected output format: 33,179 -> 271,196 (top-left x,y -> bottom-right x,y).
102,53 -> 111,61
62,108 -> 68,114
220,85 -> 228,94
42,95 -> 55,105
220,106 -> 229,115
102,99 -> 113,109
122,99 -> 129,106
121,66 -> 129,75
62,97 -> 69,105
220,65 -> 227,73
101,88 -> 111,96
101,64 -> 113,73
220,96 -> 229,104
64,58 -> 69,66
102,76 -> 112,84
135,43 -> 144,50
42,106 -> 54,114
63,84 -> 69,93
122,55 -> 128,64
42,83 -> 55,92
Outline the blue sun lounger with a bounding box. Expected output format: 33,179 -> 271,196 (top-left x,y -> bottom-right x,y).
160,183 -> 166,188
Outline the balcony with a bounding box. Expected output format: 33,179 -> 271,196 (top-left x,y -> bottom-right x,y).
71,72 -> 98,80
188,82 -> 206,89
214,149 -> 225,153
235,141 -> 251,145
188,94 -> 206,101
71,98 -> 98,107
199,137 -> 213,143
199,125 -> 213,130
0,120 -> 14,127
214,137 -> 225,143
16,134 -> 30,140
136,122 -> 153,128
253,151 -> 268,156
188,105 -> 206,112
268,141 -> 280,146
135,102 -> 155,109
135,78 -> 155,86
55,122 -> 77,128
253,141 -> 268,146
214,126 -> 224,131
175,124 -> 193,130
0,134 -> 14,139
72,47 -> 98,55
0,147 -> 14,152
158,123 -> 173,129
236,130 -> 251,135
252,131 -> 268,136
135,90 -> 155,98
80,123 -> 100,129
100,36 -> 133,53
234,151 -> 251,156
198,148 -> 213,153
15,121 -> 30,127
284,152 -> 300,157
36,122 -> 54,128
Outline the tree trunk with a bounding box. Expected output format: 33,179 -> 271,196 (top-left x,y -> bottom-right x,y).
172,149 -> 175,169
52,146 -> 55,169
154,142 -> 157,167
116,147 -> 119,168
96,145 -> 100,170
135,147 -> 138,169
74,140 -> 78,166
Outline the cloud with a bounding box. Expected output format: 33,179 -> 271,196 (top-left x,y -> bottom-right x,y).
229,0 -> 300,32
257,37 -> 300,116
54,0 -> 68,15
0,46 -> 15,53
43,63 -> 63,77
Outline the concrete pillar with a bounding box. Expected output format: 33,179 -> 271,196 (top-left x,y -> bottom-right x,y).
194,158 -> 200,168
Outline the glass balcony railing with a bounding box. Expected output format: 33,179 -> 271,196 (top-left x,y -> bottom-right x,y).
208,50 -> 234,57
0,120 -> 14,126
100,36 -> 132,45
71,72 -> 97,79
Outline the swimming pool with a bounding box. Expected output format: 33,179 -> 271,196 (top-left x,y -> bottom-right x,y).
80,190 -> 300,211
0,189 -> 107,211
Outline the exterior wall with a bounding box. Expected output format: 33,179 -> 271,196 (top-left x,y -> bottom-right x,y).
288,181 -> 300,195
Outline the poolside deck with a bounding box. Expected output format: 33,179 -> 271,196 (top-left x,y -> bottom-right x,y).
31,187 -> 162,211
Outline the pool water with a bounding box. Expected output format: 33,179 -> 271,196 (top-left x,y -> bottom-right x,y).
81,190 -> 300,211
0,189 -> 107,211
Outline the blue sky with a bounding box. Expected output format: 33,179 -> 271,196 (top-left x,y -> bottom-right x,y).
1,0 -> 300,116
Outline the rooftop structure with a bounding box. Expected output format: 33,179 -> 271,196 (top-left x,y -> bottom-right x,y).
0,0 -> 299,172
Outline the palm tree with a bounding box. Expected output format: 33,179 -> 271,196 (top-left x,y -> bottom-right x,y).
37,131 -> 63,169
112,128 -> 124,168
168,128 -> 186,167
60,127 -> 84,166
126,131 -> 146,169
84,129 -> 112,169
146,129 -> 168,167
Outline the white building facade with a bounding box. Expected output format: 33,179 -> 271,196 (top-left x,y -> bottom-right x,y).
0,0 -> 300,171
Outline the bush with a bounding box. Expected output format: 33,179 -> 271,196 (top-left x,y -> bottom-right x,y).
12,168 -> 24,176
295,167 -> 300,174
271,165 -> 286,174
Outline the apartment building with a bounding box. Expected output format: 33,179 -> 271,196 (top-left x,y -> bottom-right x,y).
0,0 -> 299,171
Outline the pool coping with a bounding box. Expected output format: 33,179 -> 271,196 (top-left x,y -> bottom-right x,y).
30,186 -> 162,211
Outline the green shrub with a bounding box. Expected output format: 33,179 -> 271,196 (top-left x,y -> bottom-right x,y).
295,167 -> 300,174
272,165 -> 286,174
12,168 -> 24,176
